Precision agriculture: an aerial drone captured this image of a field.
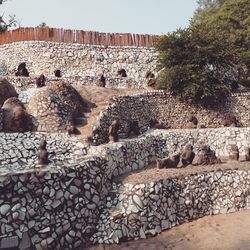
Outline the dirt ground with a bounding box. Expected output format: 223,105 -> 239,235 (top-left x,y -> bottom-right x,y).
114,160 -> 250,185
73,85 -> 142,142
86,209 -> 250,250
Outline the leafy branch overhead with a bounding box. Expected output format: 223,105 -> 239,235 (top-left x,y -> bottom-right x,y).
155,0 -> 250,107
0,0 -> 17,33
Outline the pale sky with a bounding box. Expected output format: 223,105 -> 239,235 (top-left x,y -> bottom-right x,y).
1,0 -> 198,35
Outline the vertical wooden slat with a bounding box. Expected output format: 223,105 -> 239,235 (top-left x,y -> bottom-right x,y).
0,27 -> 159,47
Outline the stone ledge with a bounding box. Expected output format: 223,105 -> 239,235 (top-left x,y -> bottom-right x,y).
3,76 -> 152,94
0,132 -> 88,175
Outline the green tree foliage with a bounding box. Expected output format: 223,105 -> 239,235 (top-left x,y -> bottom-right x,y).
0,0 -> 16,33
193,0 -> 250,74
156,26 -> 232,106
156,0 -> 250,106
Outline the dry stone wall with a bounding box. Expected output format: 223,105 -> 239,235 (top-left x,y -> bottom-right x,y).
4,76 -> 149,94
0,128 -> 250,249
149,128 -> 250,157
0,41 -> 158,88
0,157 -> 109,250
91,169 -> 250,244
0,132 -> 88,173
91,128 -> 250,168
92,91 -> 250,145
89,133 -> 167,177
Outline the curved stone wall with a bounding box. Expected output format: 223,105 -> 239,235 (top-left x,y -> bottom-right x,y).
91,128 -> 250,169
0,41 -> 158,86
92,91 -> 250,145
1,128 -> 250,249
91,169 -> 250,244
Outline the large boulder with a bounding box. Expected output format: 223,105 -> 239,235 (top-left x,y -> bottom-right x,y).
50,81 -> 84,117
27,82 -> 84,132
0,78 -> 18,107
2,97 -> 33,132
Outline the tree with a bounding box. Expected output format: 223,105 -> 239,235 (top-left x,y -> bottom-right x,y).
192,0 -> 250,79
156,25 -> 234,107
0,0 -> 16,33
196,0 -> 226,9
155,0 -> 250,106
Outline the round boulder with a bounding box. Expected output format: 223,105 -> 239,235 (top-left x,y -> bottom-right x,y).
0,78 -> 18,107
27,82 -> 84,132
2,97 -> 33,132
50,81 -> 84,117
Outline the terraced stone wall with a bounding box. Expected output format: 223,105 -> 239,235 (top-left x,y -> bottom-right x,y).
92,128 -> 250,166
4,76 -> 149,94
0,128 -> 250,249
0,133 -> 166,250
0,41 -> 157,88
92,91 -> 250,145
0,132 -> 88,173
0,157 -> 109,250
89,133 -> 167,177
91,169 -> 250,244
152,128 -> 250,157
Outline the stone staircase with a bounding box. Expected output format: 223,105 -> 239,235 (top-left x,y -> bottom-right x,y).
73,85 -> 142,144
76,100 -> 110,143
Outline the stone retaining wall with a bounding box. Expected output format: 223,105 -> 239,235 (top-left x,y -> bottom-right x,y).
0,157 -> 109,250
4,76 -> 149,94
89,133 -> 167,177
152,128 -> 250,157
92,128 -> 250,166
0,132 -> 88,173
92,91 -> 250,145
0,41 -> 157,87
91,169 -> 250,244
1,128 -> 250,249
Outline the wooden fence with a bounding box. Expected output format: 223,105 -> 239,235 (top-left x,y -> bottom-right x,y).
0,28 -> 160,47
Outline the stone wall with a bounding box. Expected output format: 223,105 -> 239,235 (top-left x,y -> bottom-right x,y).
92,128 -> 250,164
0,132 -> 88,173
91,169 -> 250,244
0,110 -> 2,131
89,133 -> 167,177
149,128 -> 250,157
4,76 -> 150,94
92,91 -> 250,145
0,157 -> 109,250
0,41 -> 158,87
1,128 -> 250,249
